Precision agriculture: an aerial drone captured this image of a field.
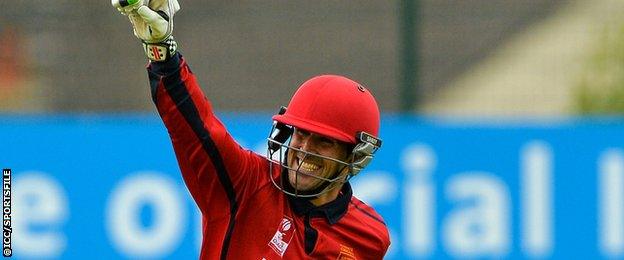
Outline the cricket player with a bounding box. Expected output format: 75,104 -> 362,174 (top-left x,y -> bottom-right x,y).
112,0 -> 390,259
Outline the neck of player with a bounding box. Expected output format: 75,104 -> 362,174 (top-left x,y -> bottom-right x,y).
310,183 -> 343,206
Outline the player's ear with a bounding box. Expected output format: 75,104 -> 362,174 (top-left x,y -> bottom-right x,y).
344,143 -> 357,161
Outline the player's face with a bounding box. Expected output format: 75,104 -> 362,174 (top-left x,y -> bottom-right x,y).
286,128 -> 350,191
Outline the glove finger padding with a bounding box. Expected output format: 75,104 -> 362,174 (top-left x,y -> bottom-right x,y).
121,0 -> 180,43
112,0 -> 180,61
136,6 -> 169,42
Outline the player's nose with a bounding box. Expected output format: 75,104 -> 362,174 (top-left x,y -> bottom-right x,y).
297,135 -> 317,153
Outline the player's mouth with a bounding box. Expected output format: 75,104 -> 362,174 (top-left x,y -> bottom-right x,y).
295,156 -> 322,175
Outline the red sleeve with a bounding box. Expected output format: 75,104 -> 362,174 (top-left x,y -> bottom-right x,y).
146,53 -> 267,220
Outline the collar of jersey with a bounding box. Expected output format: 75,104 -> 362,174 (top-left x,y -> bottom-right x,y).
288,182 -> 352,225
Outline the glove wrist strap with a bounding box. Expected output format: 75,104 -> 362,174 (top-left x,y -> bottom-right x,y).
143,36 -> 177,62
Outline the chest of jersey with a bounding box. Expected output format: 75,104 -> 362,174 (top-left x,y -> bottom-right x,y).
223,185 -> 365,260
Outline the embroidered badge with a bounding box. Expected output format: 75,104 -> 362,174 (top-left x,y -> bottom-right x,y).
268,216 -> 296,257
337,244 -> 357,260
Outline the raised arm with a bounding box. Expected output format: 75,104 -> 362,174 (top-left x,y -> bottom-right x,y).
111,0 -> 268,216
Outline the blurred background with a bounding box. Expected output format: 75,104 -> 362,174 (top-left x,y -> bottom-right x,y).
2,0 -> 624,259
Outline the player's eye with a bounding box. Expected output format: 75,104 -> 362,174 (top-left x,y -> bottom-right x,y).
295,128 -> 310,137
319,137 -> 334,144
318,137 -> 337,148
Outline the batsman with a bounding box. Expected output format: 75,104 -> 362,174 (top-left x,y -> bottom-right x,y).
112,0 -> 390,259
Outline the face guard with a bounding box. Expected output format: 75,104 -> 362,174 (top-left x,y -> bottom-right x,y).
266,110 -> 382,198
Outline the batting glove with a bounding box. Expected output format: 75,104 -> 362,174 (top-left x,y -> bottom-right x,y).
112,0 -> 180,62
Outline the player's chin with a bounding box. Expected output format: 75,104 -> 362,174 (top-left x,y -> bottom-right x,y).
288,171 -> 320,191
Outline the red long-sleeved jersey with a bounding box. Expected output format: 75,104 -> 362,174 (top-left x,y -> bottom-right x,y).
147,53 -> 390,260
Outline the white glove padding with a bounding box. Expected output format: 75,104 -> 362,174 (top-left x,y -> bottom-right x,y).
112,0 -> 180,61
112,0 -> 180,44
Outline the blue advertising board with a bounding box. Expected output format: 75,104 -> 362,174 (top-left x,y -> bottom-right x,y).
1,114 -> 623,259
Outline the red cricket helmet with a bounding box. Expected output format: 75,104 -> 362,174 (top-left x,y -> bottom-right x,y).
272,75 -> 380,144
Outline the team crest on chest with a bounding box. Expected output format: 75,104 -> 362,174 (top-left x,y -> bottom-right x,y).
268,216 -> 296,257
337,244 -> 357,260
